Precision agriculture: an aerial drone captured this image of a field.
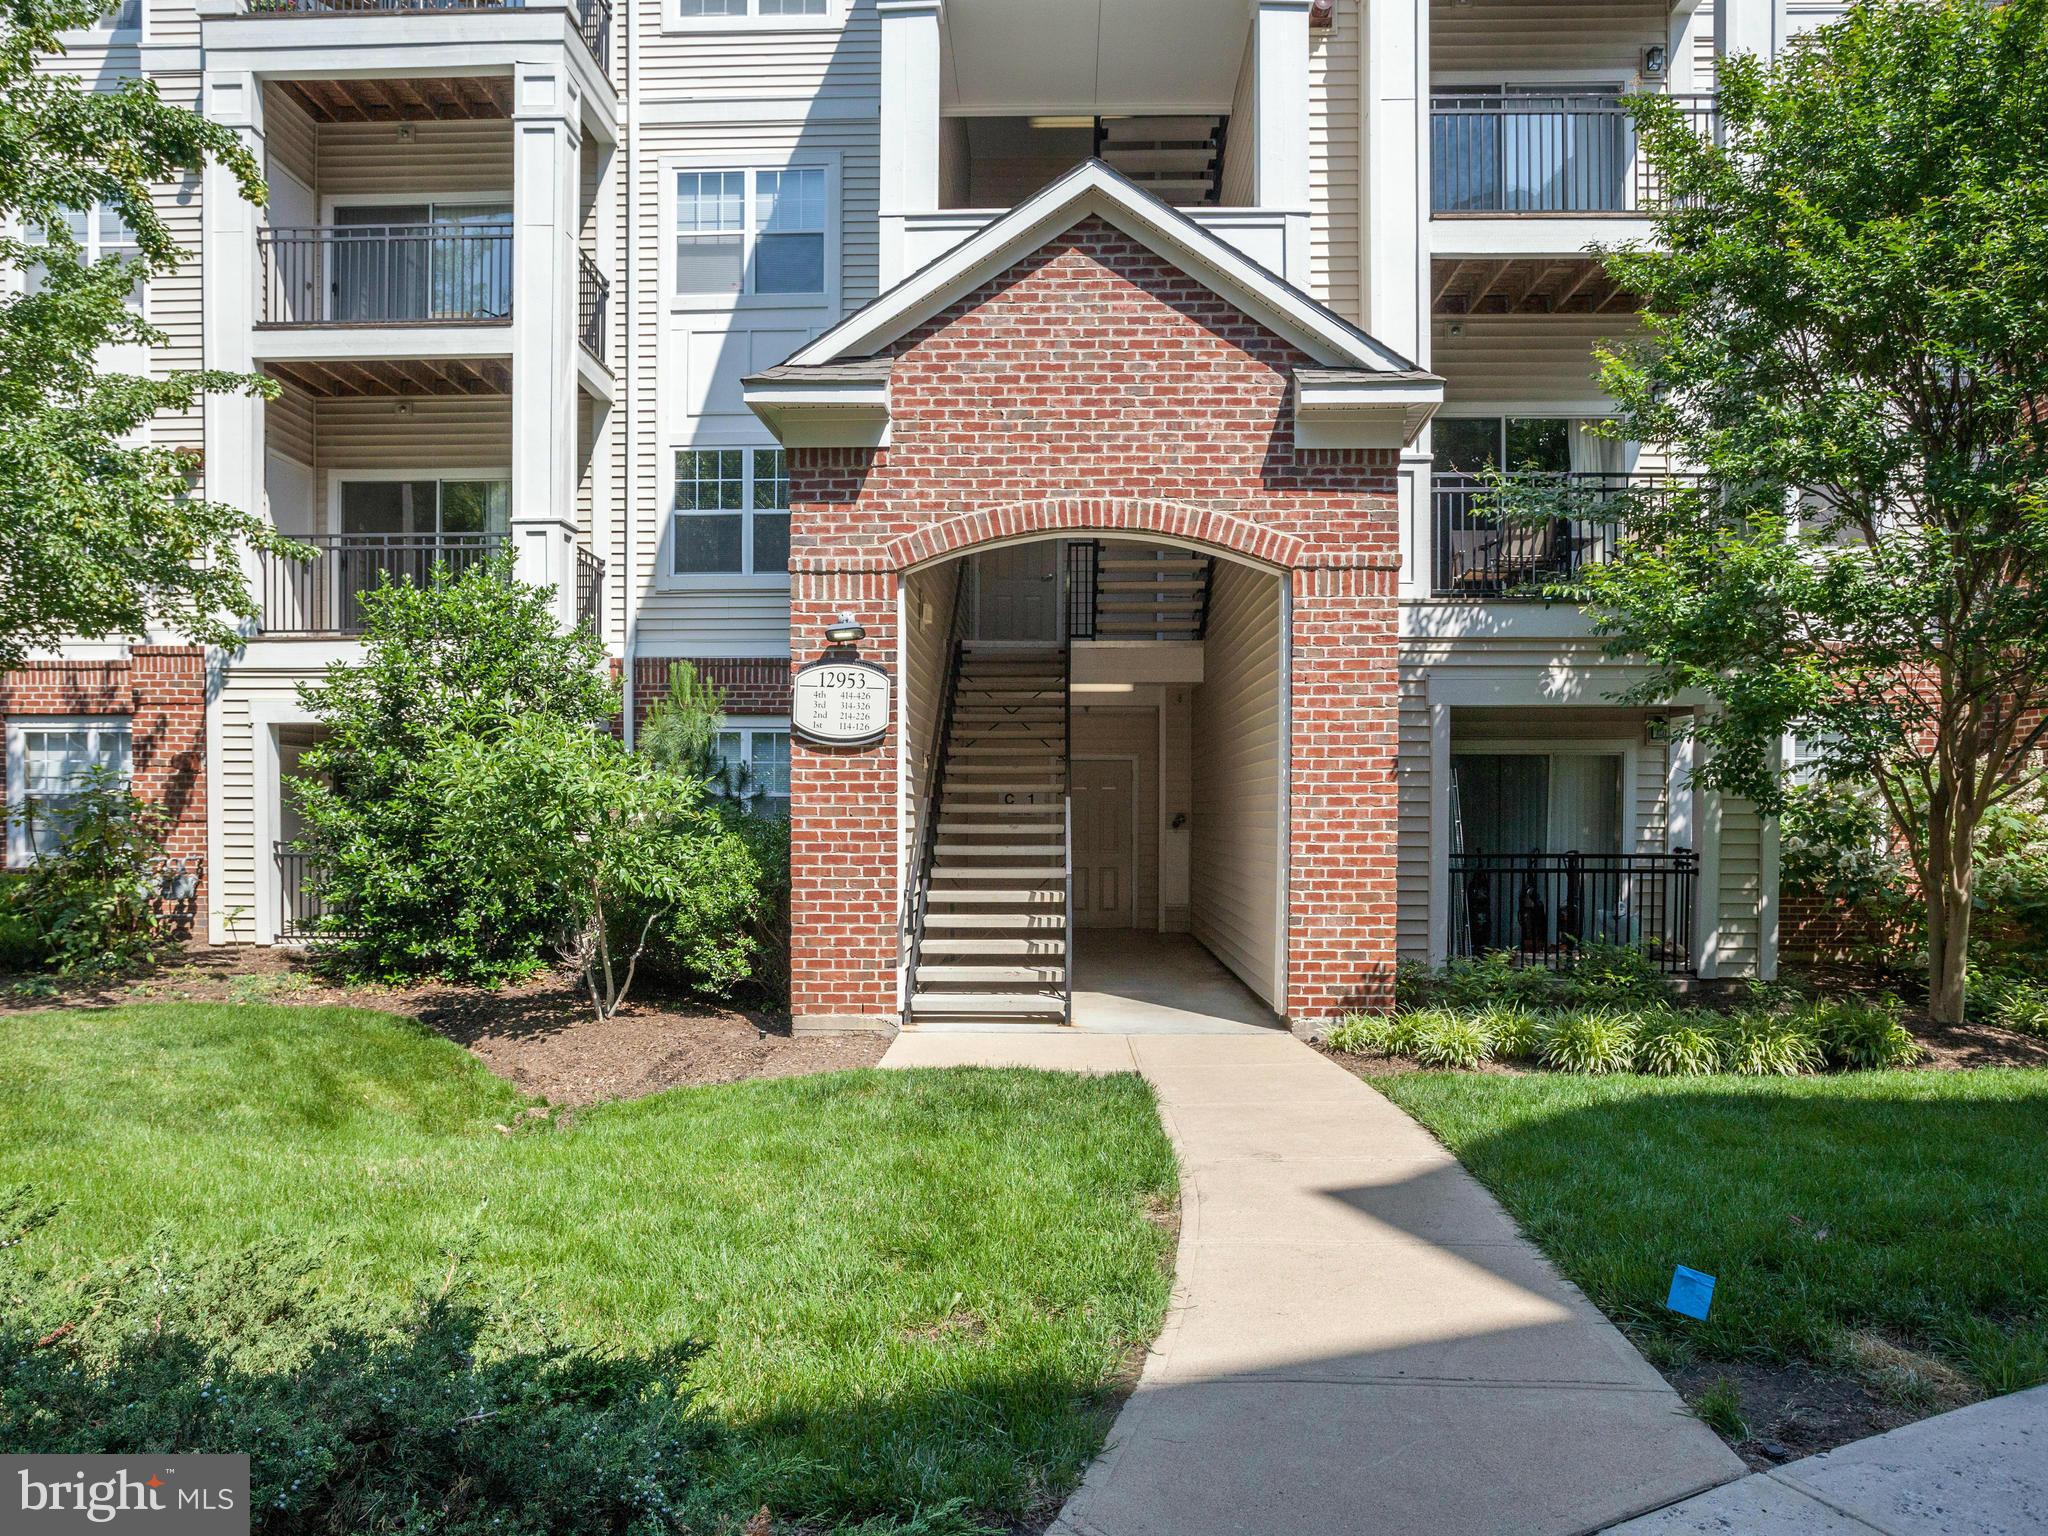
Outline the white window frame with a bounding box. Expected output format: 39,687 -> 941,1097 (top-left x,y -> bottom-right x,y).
663,155 -> 839,313
16,202 -> 146,319
667,0 -> 840,35
711,718 -> 792,819
66,0 -> 142,43
326,467 -> 515,539
1449,737 -> 1643,856
660,445 -> 792,590
5,716 -> 134,868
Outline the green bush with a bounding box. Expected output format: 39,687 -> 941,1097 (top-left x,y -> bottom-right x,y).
3,772 -> 169,976
1806,996 -> 1923,1069
1717,1012 -> 1823,1076
1323,1012 -> 1390,1054
1538,1008 -> 1640,1074
1477,1001 -> 1542,1060
1634,1009 -> 1725,1076
0,873 -> 44,972
1409,1011 -> 1494,1069
0,1203 -> 718,1535
1980,974 -> 2048,1037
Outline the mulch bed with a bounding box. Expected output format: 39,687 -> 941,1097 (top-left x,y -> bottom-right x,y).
1,945 -> 889,1105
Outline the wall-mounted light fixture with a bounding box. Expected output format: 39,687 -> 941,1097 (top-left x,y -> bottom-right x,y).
824,615 -> 866,646
1642,44 -> 1669,77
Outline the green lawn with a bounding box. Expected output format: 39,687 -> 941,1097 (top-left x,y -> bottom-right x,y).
1377,1070 -> 2048,1397
0,1004 -> 1178,1532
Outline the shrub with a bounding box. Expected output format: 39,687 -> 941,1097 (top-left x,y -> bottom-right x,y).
3,772 -> 170,976
1634,1009 -> 1726,1076
1323,1012 -> 1390,1054
1555,942 -> 1671,1007
1981,975 -> 2048,1037
1538,1008 -> 1640,1074
1806,996 -> 1923,1070
1477,1001 -> 1542,1060
1717,1012 -> 1823,1076
0,1196 -> 718,1535
1409,1011 -> 1495,1069
0,873 -> 44,972
1780,780 -> 1911,908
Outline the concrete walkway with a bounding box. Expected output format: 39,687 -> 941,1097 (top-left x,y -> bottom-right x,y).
1607,1385 -> 2048,1535
881,1031 -> 1744,1536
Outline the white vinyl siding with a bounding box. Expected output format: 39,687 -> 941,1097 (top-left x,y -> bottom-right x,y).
1218,35 -> 1257,206
148,175 -> 204,456
1190,561 -> 1284,1007
1397,665 -> 1434,962
1431,0 -> 1668,79
899,562 -> 964,933
1432,314 -> 1645,406
1309,0 -> 1362,323
315,122 -> 515,200
1714,795 -> 1765,975
643,0 -> 874,94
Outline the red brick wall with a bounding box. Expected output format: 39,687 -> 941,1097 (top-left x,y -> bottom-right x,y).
787,219 -> 1402,1028
630,657 -> 793,734
0,646 -> 208,932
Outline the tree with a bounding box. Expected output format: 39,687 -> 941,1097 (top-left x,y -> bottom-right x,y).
0,0 -> 299,673
1518,0 -> 2048,1021
428,716 -> 774,1019
290,558 -> 618,982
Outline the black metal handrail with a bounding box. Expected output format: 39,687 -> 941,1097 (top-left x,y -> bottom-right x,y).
1449,849 -> 1698,975
902,569 -> 973,1017
577,248 -> 610,363
256,223 -> 513,326
275,843 -> 327,940
1431,471 -> 1704,597
1064,539 -> 1099,640
257,533 -> 508,635
575,547 -> 604,633
1431,92 -> 1718,215
242,0 -> 612,71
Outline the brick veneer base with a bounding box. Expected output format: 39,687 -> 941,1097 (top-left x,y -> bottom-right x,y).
630,656 -> 793,733
786,218 -> 1404,1032
0,647 -> 208,932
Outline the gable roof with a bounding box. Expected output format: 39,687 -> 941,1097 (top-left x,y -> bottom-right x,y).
745,159 -> 1442,449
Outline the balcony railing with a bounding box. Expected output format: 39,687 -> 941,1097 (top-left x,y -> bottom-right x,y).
1431,93 -> 1717,215
274,843 -> 329,941
1449,850 -> 1698,975
577,248 -> 610,364
575,547 -> 604,633
257,533 -> 507,635
257,223 -> 513,326
241,0 -> 612,71
1431,471 -> 1702,598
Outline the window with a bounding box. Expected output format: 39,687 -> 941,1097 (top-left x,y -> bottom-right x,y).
6,719 -> 132,865
712,726 -> 790,819
1433,416 -> 1626,478
24,203 -> 142,310
1452,751 -> 1622,857
338,477 -> 511,538
678,0 -> 827,19
331,201 -> 513,323
672,447 -> 790,577
78,0 -> 141,33
674,167 -> 827,297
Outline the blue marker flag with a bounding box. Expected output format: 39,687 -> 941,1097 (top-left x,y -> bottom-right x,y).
1667,1265 -> 1715,1320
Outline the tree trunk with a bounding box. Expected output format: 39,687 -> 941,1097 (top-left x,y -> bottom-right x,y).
1924,786 -> 1977,1026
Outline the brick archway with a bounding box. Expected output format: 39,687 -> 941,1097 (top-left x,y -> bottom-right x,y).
886,498 -> 1305,575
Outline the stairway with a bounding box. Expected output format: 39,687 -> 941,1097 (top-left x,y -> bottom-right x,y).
907,644 -> 1072,1024
1096,116 -> 1227,206
1083,543 -> 1216,641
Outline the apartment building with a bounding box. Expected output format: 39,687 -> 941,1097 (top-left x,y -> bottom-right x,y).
9,0 -> 1837,1032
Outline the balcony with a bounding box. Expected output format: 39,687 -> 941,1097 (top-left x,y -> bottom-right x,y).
1431,472 -> 1701,598
254,535 -> 605,637
1432,92 -> 1717,217
257,222 -> 513,328
577,248 -> 609,365
1449,849 -> 1698,975
234,0 -> 611,72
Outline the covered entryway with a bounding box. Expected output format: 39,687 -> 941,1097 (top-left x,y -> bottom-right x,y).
744,162 -> 1440,1034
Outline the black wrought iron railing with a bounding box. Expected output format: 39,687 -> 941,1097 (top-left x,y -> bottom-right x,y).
257,534 -> 507,635
1064,540 -> 1099,641
256,223 -> 513,326
577,248 -> 610,363
902,569 -> 972,1018
275,843 -> 328,940
1449,850 -> 1698,975
242,0 -> 612,71
575,547 -> 605,633
1431,92 -> 1717,214
1431,471 -> 1704,598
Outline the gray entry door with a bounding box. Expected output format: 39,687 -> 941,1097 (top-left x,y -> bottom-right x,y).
972,543 -> 1058,641
1073,757 -> 1136,929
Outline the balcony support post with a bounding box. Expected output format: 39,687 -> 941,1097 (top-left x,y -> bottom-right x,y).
511,61 -> 584,630
1248,0 -> 1311,287
877,0 -> 943,290
1715,0 -> 1779,65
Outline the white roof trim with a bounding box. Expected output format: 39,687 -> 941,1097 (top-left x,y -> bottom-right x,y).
786,160 -> 1427,375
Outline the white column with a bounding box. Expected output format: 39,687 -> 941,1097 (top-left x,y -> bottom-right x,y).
1716,0 -> 1780,63
202,71 -> 265,546
511,61 -> 583,629
878,0 -> 943,289
1249,0 -> 1312,286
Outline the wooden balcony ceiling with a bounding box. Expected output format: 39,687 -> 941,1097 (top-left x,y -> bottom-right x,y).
1432,257 -> 1638,316
264,357 -> 511,398
280,76 -> 513,124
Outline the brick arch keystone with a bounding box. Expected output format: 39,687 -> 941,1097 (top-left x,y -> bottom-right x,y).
885,499 -> 1305,574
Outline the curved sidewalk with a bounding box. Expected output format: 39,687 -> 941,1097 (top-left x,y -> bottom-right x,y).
882,1031 -> 1744,1536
